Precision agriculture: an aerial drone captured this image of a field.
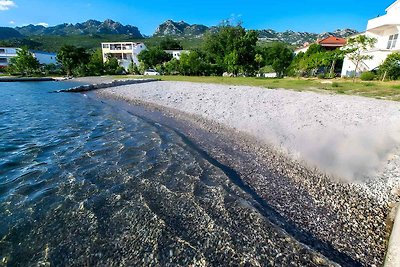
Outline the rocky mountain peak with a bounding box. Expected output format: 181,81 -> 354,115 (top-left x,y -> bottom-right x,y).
154,20 -> 209,37
15,19 -> 143,38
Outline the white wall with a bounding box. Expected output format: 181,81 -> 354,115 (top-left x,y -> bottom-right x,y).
33,52 -> 57,65
341,1 -> 400,77
0,48 -> 57,67
165,50 -> 189,60
102,42 -> 147,69
131,43 -> 147,66
0,47 -> 18,67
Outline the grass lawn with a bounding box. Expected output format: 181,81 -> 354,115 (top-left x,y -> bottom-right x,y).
116,75 -> 400,102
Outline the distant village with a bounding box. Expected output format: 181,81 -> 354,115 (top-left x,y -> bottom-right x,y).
1,0 -> 399,79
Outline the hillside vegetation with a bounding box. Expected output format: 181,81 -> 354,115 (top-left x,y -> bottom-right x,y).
0,27 -> 23,40
0,19 -> 358,52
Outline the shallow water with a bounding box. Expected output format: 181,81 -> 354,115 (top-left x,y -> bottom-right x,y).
0,81 -> 350,266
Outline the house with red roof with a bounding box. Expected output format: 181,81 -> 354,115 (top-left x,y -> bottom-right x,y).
295,36 -> 347,54
317,36 -> 347,50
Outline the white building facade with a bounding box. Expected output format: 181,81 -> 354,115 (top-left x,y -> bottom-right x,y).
341,1 -> 400,77
101,42 -> 147,70
0,47 -> 18,68
164,50 -> 189,60
31,51 -> 57,65
0,47 -> 57,69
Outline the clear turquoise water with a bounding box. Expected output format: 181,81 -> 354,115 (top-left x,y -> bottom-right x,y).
0,81 -> 226,265
0,82 -> 354,266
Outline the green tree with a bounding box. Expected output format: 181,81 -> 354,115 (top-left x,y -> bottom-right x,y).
7,46 -> 40,76
288,45 -> 347,78
104,57 -> 125,75
164,58 -> 180,75
159,37 -> 183,50
263,43 -> 293,78
305,44 -> 325,56
325,49 -> 346,78
344,35 -> 377,81
179,51 -> 203,76
255,53 -> 263,74
224,51 -> 240,75
138,47 -> 172,69
379,52 -> 400,80
128,61 -> 141,75
41,63 -> 59,76
57,45 -> 90,76
87,49 -> 104,76
203,23 -> 259,74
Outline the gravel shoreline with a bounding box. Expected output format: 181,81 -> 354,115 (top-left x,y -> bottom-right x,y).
97,81 -> 400,201
90,80 -> 400,266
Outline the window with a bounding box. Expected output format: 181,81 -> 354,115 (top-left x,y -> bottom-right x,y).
102,44 -> 110,49
110,44 -> 122,50
387,34 -> 399,49
0,49 -> 5,53
0,58 -> 7,63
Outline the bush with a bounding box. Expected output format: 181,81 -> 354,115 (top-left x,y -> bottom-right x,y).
317,73 -> 326,79
128,62 -> 141,75
360,71 -> 375,81
379,52 -> 400,80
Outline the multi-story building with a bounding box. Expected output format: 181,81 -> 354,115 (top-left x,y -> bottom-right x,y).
101,42 -> 147,70
341,0 -> 400,77
0,47 -> 18,68
0,47 -> 57,69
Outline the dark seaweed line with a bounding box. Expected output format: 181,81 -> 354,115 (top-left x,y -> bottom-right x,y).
100,99 -> 362,266
165,127 -> 362,267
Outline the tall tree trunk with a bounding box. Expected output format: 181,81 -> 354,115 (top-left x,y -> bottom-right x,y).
353,60 -> 359,83
382,71 -> 387,82
330,59 -> 336,78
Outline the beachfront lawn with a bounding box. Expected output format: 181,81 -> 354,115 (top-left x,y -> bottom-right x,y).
114,75 -> 400,101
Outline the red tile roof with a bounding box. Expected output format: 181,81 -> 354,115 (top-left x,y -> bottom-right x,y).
317,36 -> 347,46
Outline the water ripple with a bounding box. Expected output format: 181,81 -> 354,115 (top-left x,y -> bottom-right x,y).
0,82 -> 345,266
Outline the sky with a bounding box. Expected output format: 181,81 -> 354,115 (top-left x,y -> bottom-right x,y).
0,0 -> 396,35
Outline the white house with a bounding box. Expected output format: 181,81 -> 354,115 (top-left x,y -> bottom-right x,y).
31,51 -> 57,65
164,50 -> 189,60
0,47 -> 18,68
341,0 -> 400,77
101,42 -> 147,70
0,47 -> 57,69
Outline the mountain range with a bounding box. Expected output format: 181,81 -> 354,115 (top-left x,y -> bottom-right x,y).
154,20 -> 211,37
154,20 -> 358,45
0,19 -> 358,47
15,19 -> 142,38
0,27 -> 23,40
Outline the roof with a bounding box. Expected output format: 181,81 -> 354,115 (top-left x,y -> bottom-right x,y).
317,36 -> 347,46
101,42 -> 144,45
30,50 -> 57,55
386,0 -> 400,13
0,47 -> 18,50
295,36 -> 347,52
164,50 -> 189,52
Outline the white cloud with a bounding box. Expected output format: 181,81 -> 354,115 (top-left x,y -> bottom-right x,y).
9,20 -> 15,24
36,22 -> 49,27
0,0 -> 16,11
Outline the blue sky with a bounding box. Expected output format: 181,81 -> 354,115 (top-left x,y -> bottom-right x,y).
0,0 -> 396,35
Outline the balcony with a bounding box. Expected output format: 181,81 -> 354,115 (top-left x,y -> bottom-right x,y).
367,14 -> 400,33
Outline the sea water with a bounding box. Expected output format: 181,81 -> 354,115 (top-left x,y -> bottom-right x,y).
0,81 -> 347,266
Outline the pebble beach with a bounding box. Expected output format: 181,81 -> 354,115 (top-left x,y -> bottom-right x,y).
90,80 -> 400,266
